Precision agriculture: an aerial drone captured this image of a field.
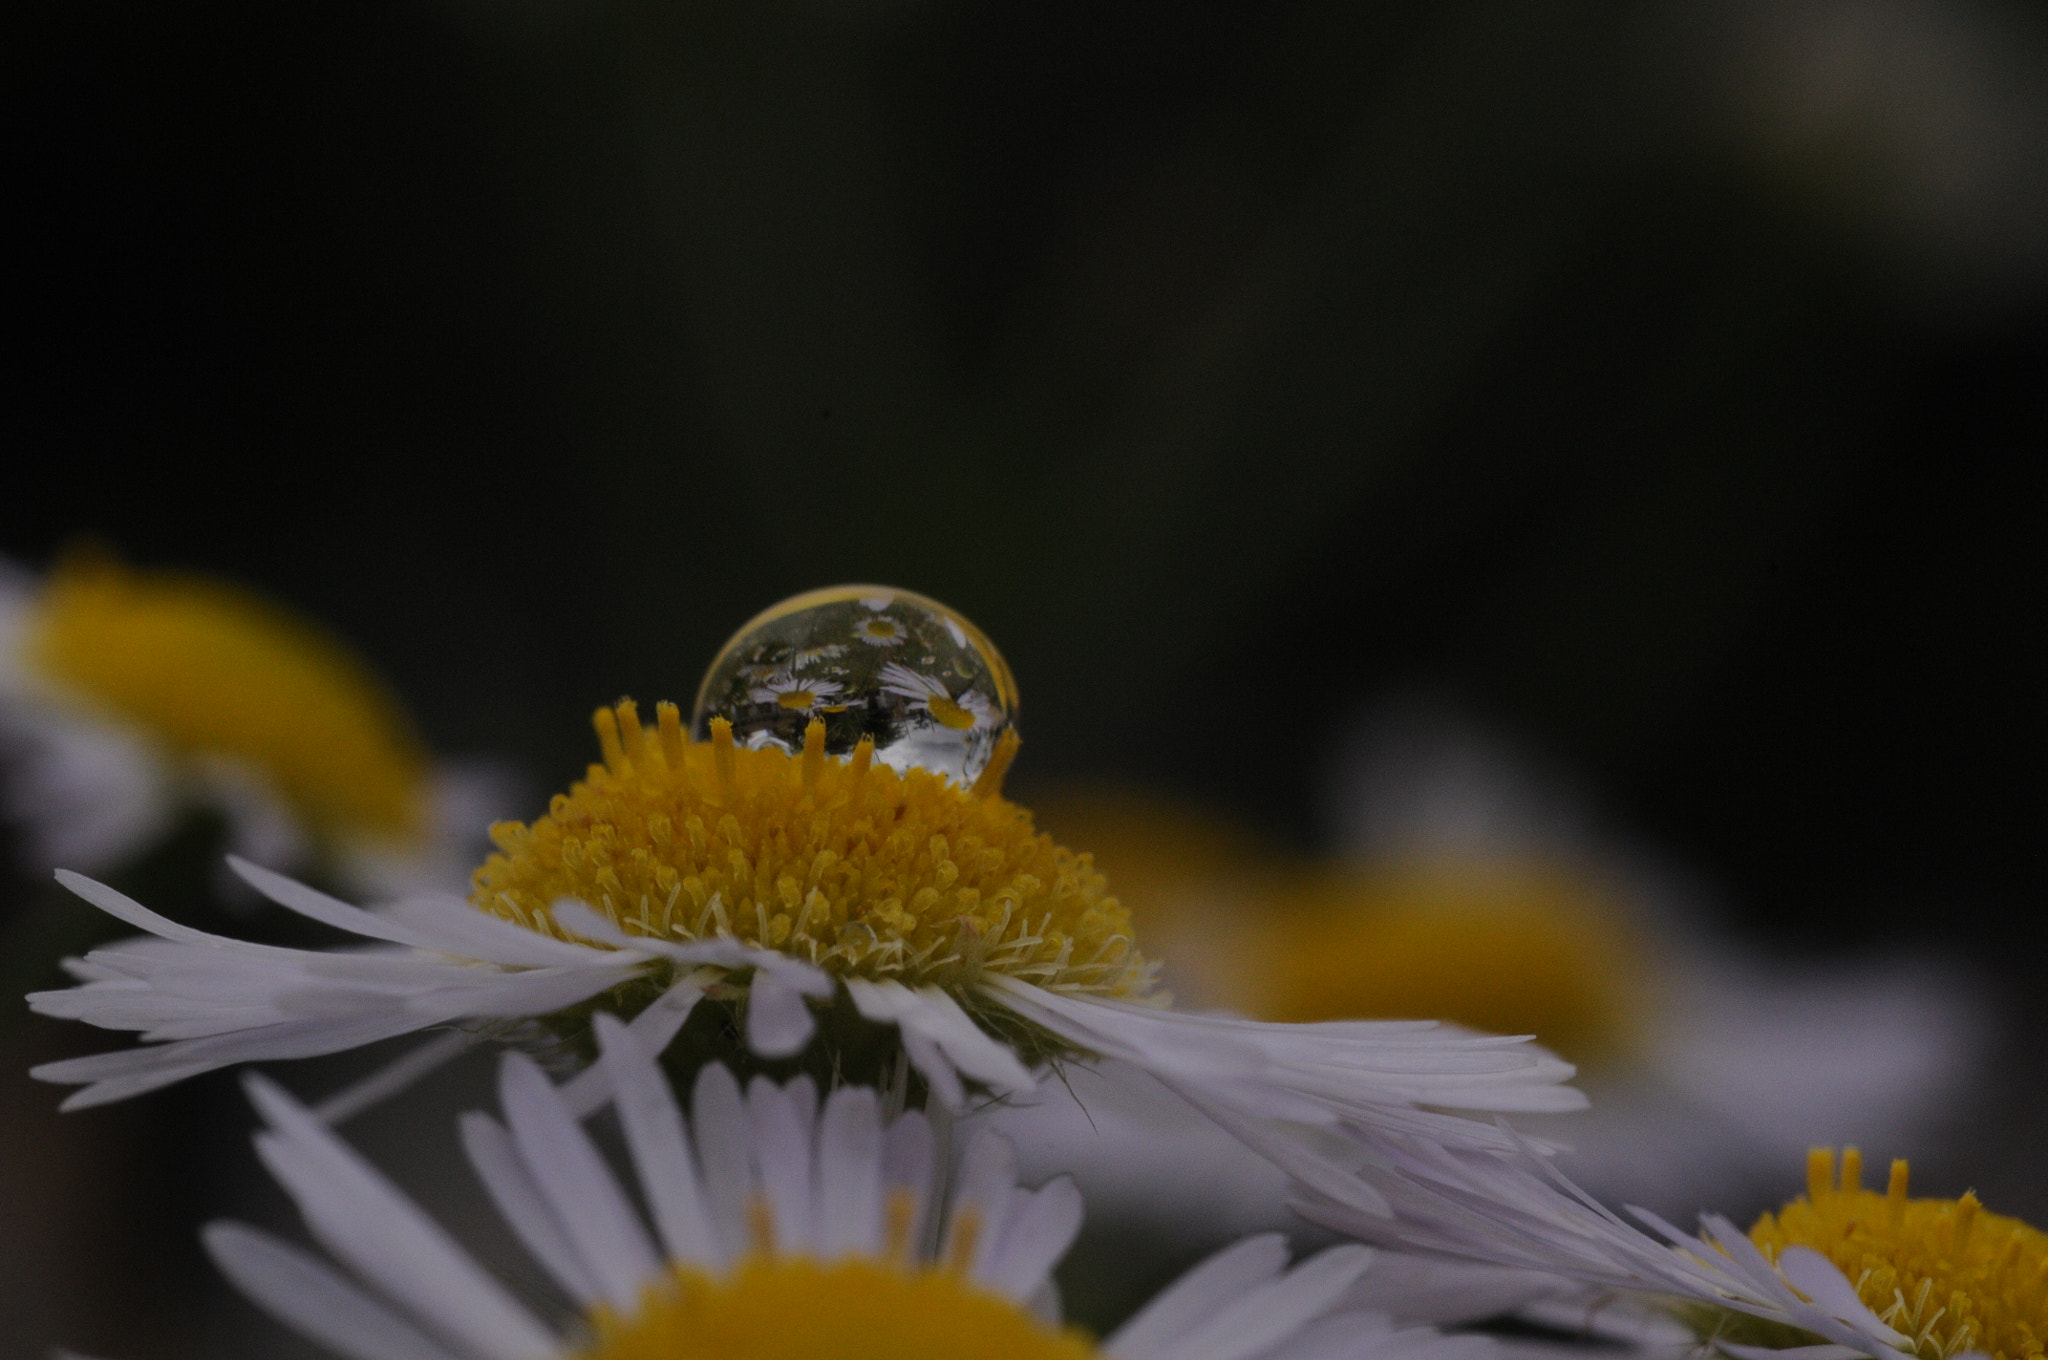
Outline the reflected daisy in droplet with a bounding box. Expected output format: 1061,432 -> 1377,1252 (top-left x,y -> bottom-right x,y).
29,588 -> 1581,1229
879,661 -> 992,732
0,548 -> 512,896
747,673 -> 846,715
1296,1137 -> 2043,1360
207,1014 -> 1479,1360
856,614 -> 909,646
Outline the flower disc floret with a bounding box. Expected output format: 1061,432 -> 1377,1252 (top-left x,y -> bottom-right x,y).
584,1256 -> 1097,1360
472,700 -> 1152,998
1748,1149 -> 2047,1360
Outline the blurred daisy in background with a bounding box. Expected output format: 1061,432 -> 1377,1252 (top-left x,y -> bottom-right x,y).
0,548 -> 515,899
201,1010 -> 1492,1360
999,702 -> 1983,1239
1300,1136 -> 2045,1360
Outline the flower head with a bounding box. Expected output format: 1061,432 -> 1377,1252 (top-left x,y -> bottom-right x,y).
1294,1133 -> 2045,1360
2,549 -> 500,893
207,1017 -> 1421,1360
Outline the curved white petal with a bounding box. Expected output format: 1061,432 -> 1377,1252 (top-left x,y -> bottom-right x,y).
202,1222 -> 464,1360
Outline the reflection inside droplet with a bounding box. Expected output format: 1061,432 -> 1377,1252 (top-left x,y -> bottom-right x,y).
692,586 -> 1019,785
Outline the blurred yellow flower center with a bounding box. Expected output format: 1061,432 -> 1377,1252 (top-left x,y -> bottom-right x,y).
927,696 -> 977,730
580,1256 -> 1097,1360
472,700 -> 1152,996
25,551 -> 427,840
1236,864 -> 1642,1063
1749,1148 -> 2047,1360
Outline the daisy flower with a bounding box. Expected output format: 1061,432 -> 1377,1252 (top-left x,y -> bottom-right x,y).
0,549 -> 509,896
993,707 -> 1980,1235
878,662 -> 991,732
854,614 -> 909,647
1294,1135 -> 2044,1360
31,692 -> 1581,1222
206,1014 -> 1483,1360
747,673 -> 846,714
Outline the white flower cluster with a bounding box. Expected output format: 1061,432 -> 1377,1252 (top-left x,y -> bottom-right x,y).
7,581 -> 2027,1360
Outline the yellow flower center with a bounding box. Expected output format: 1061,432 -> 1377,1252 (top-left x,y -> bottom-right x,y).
777,691 -> 821,711
580,1256 -> 1097,1360
1749,1148 -> 2048,1360
1235,863 -> 1642,1063
472,700 -> 1152,997
926,695 -> 977,731
24,550 -> 428,840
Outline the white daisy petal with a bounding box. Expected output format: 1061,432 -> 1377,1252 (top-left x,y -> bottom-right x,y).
814,1084 -> 885,1261
495,1053 -> 660,1312
881,1107 -> 936,1250
594,1013 -> 723,1270
560,973 -> 709,1119
1106,1235 -> 1292,1360
1165,1244 -> 1376,1360
976,1176 -> 1083,1304
457,1112 -> 600,1306
228,856 -> 442,950
202,1222 -> 462,1360
748,1075 -> 818,1254
242,1075 -> 558,1360
745,968 -> 817,1058
689,1062 -> 754,1259
380,893 -> 636,970
30,867 -> 661,1117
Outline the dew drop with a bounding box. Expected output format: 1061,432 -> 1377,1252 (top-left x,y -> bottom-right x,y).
692,586 -> 1019,785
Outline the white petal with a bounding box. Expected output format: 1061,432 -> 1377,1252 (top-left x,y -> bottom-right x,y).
243,1075 -> 557,1360
202,1222 -> 464,1360
746,969 -> 817,1058
1778,1248 -> 1891,1333
314,1031 -> 478,1126
1165,1244 -> 1376,1360
227,858 -> 440,950
690,1063 -> 754,1259
458,1112 -> 599,1305
749,1076 -> 818,1253
388,893 -> 640,969
54,871 -> 323,957
976,1176 -> 1083,1303
947,1129 -> 1022,1271
813,1085 -> 884,1260
595,1013 -> 723,1270
882,1109 -> 936,1258
38,1012 -> 438,1110
1106,1235 -> 1290,1360
496,1054 -> 659,1311
560,973 -> 708,1119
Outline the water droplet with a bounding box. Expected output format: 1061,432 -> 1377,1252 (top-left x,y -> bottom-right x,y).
693,586 -> 1019,785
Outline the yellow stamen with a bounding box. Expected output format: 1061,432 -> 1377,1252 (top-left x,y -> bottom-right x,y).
1751,1149 -> 2047,1360
473,700 -> 1152,997
1842,1147 -> 1863,1194
582,1256 -> 1097,1360
1810,1148 -> 1836,1204
658,701 -> 688,773
712,717 -> 738,799
25,549 -> 427,839
801,718 -> 825,793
